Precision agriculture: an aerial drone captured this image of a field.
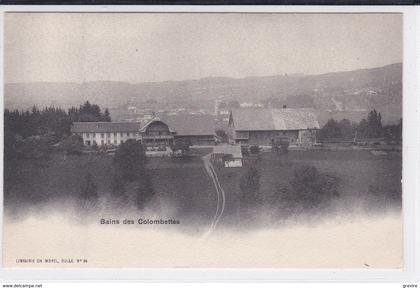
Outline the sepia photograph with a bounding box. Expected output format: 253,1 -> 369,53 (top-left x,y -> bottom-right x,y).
2,12 -> 403,268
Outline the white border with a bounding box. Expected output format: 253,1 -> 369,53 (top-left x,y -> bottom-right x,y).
0,5 -> 418,282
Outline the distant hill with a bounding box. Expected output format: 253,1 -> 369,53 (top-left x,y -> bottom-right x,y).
4,63 -> 402,124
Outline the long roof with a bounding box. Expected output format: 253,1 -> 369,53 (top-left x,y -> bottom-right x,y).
71,122 -> 142,133
71,114 -> 216,136
160,114 -> 215,136
230,108 -> 320,131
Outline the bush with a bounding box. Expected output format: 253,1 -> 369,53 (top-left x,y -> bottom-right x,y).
289,165 -> 341,209
62,134 -> 84,155
114,139 -> 147,181
21,136 -> 50,159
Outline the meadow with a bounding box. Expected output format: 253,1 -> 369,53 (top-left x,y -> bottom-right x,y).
4,149 -> 402,229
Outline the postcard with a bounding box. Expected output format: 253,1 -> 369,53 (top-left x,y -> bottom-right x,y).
2,12 -> 403,269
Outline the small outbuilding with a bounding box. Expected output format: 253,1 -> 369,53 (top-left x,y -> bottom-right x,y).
211,145 -> 243,168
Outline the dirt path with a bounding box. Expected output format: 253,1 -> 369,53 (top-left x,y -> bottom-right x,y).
201,153 -> 226,239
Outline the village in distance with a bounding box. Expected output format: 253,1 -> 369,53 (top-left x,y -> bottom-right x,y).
3,63 -> 402,232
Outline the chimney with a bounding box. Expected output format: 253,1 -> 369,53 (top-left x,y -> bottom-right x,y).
283,105 -> 287,109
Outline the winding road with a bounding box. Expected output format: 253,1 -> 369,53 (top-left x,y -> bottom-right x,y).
201,153 -> 226,239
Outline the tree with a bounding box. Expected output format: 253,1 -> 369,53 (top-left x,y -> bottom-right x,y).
239,166 -> 261,210
135,173 -> 155,210
289,165 -> 341,209
79,172 -> 99,209
383,118 -> 402,143
62,134 -> 84,155
4,102 -> 111,143
319,119 -> 341,141
110,173 -> 128,206
357,118 -> 369,139
101,108 -> 112,122
215,129 -> 229,143
338,119 -> 354,139
366,109 -> 383,138
114,139 -> 147,181
21,136 -> 50,159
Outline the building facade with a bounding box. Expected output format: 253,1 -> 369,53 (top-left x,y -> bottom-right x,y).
71,115 -> 216,148
71,122 -> 143,147
228,108 -> 320,147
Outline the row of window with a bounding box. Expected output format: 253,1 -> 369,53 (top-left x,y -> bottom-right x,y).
85,139 -> 124,146
85,138 -> 174,146
84,132 -> 139,138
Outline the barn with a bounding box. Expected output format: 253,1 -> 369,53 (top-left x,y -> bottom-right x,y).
161,114 -> 216,146
139,118 -> 176,149
228,108 -> 320,147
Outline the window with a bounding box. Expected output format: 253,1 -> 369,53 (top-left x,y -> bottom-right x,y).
85,140 -> 91,146
92,133 -> 96,138
101,133 -> 104,138
114,133 -> 117,137
107,139 -> 111,144
120,133 -> 124,137
126,132 -> 130,137
101,140 -> 104,145
114,140 -> 117,145
85,133 -> 90,138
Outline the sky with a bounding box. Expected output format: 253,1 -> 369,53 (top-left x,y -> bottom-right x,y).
5,13 -> 402,84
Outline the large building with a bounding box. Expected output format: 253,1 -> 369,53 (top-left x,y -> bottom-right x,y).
71,115 -> 216,148
228,108 -> 320,146
70,122 -> 144,147
161,114 -> 216,146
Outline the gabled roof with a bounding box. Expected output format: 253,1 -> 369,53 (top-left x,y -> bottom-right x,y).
213,145 -> 243,158
230,108 -> 320,131
139,117 -> 176,133
71,122 -> 142,133
160,114 -> 216,136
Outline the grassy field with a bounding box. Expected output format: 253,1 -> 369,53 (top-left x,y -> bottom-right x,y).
4,149 -> 401,228
216,150 -> 401,225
